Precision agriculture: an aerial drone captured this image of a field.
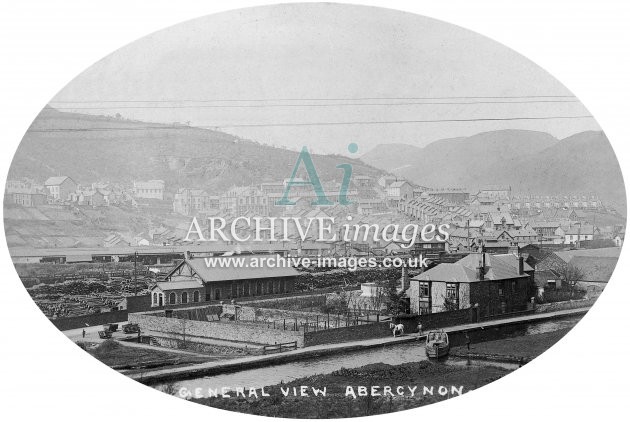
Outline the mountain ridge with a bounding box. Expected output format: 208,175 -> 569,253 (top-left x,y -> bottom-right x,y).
8,108 -> 385,194
361,129 -> 625,201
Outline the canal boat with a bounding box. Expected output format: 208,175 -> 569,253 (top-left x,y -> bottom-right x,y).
425,330 -> 449,358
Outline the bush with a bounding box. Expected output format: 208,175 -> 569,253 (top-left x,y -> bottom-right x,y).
540,288 -> 586,303
94,339 -> 121,357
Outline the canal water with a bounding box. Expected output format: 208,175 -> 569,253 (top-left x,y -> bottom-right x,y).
155,315 -> 580,396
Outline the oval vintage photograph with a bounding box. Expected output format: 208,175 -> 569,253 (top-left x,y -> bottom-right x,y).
3,3 -> 626,418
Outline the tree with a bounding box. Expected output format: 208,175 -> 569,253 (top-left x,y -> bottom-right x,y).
321,289 -> 354,314
386,278 -> 406,315
367,282 -> 387,312
559,264 -> 586,297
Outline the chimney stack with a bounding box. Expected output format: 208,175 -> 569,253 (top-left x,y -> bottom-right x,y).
518,255 -> 524,275
478,251 -> 486,281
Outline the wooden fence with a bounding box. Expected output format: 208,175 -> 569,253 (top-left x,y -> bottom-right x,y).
262,341 -> 298,354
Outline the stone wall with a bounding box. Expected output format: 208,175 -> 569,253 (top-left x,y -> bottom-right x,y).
303,321 -> 392,346
430,281 -> 447,312
149,336 -> 260,355
171,305 -> 223,320
236,305 -> 329,325
534,297 -> 596,313
130,306 -> 393,348
243,294 -> 327,310
129,312 -> 304,347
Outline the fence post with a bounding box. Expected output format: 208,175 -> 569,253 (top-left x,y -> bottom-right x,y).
316,315 -> 319,331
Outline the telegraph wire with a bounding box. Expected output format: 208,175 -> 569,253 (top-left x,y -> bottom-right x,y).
49,99 -> 581,110
205,115 -> 594,128
48,94 -> 577,104
27,114 -> 594,132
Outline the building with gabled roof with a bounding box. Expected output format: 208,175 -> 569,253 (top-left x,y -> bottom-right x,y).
44,176 -> 77,201
150,253 -> 300,307
535,247 -> 619,291
133,180 -> 165,200
386,180 -> 413,205
409,253 -> 533,316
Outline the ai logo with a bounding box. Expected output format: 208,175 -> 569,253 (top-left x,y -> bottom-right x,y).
277,143 -> 358,206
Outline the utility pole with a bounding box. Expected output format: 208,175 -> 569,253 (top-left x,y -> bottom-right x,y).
466,219 -> 470,251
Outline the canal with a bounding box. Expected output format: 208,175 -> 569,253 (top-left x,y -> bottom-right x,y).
155,315 -> 580,396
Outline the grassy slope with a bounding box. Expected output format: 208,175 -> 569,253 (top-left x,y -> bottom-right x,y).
10,107 -> 384,192
190,361 -> 510,418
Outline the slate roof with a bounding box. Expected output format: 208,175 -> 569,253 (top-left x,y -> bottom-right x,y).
168,254 -> 301,283
531,221 -> 561,228
154,281 -> 203,291
413,253 -> 532,283
44,176 -> 72,186
490,212 -> 514,226
534,269 -> 560,288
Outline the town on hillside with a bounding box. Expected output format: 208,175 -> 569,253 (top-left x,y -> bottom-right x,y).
4,169 -> 623,328
5,165 -> 623,415
4,4 -> 627,414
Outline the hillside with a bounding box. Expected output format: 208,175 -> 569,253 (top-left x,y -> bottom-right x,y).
362,130 -> 557,177
362,129 -> 625,201
8,107 -> 384,193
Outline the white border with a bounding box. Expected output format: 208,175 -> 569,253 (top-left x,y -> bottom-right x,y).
1,1 -> 629,421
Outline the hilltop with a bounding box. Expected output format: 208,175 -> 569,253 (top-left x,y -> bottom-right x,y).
361,129 -> 625,201
8,107 -> 384,193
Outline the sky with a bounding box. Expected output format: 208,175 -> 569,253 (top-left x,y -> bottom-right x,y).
50,3 -> 599,155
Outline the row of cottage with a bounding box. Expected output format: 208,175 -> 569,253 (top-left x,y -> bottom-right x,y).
7,174 -> 607,222
5,176 -> 166,207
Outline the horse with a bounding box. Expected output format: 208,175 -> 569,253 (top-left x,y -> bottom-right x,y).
390,323 -> 405,337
